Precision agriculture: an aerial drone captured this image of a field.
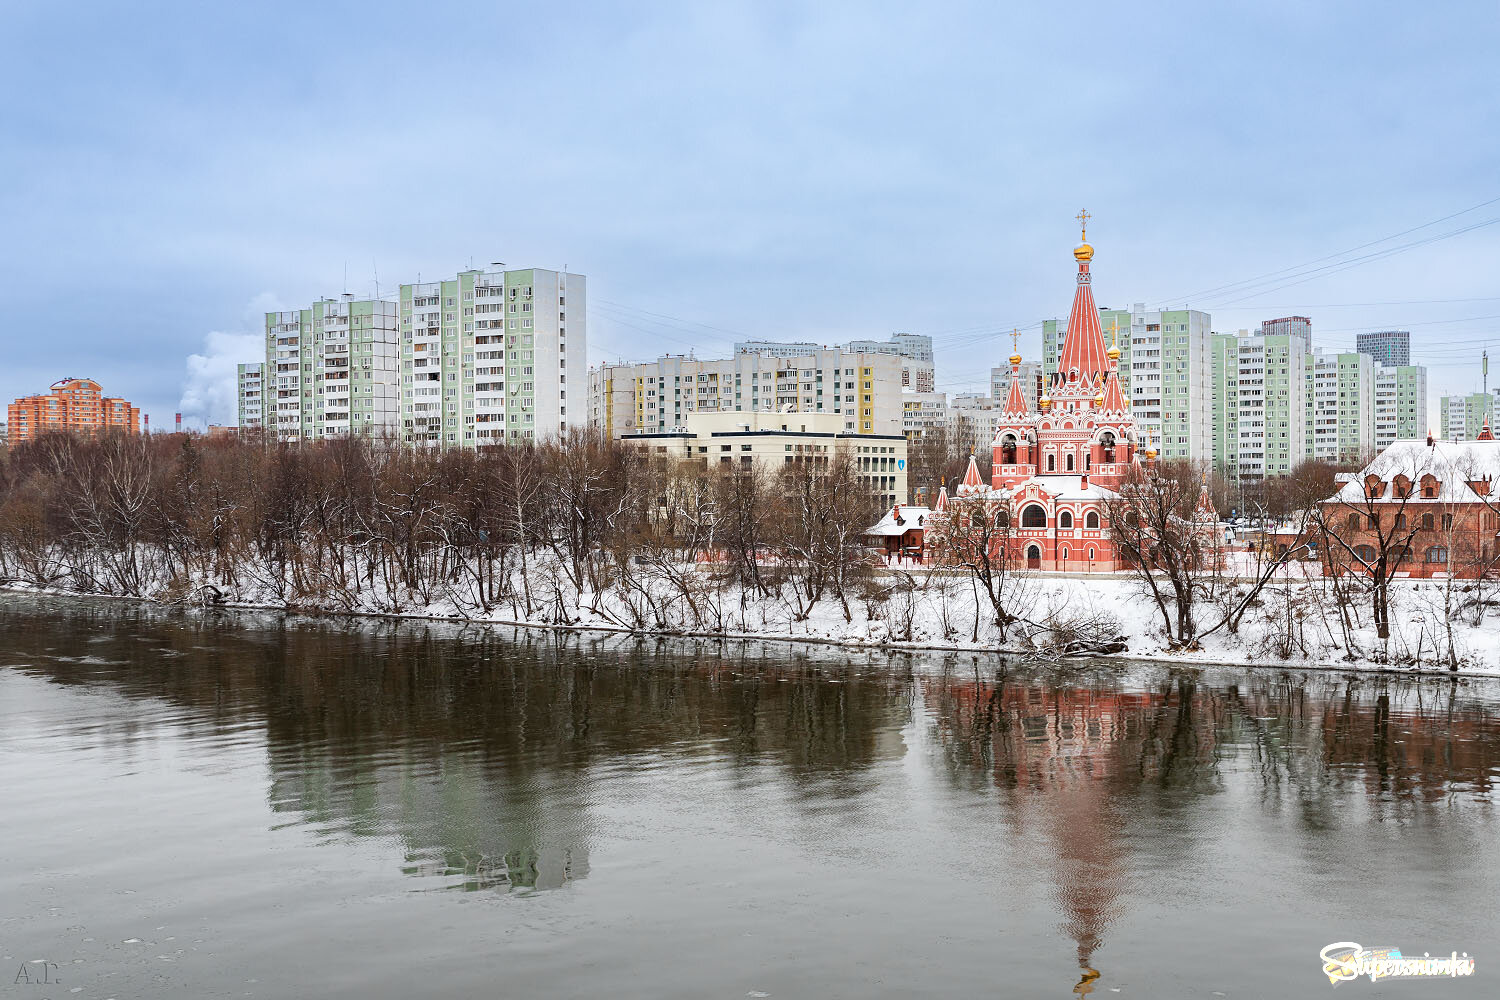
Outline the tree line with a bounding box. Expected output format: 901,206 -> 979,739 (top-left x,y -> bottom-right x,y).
0,431 -> 887,629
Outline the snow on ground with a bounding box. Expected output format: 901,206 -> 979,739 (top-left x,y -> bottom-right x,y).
6,552 -> 1500,677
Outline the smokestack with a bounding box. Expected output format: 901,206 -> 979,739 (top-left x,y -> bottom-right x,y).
144,414 -> 150,433
175,412 -> 182,433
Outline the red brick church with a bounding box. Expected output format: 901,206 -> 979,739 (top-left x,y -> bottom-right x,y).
929,218 -> 1167,572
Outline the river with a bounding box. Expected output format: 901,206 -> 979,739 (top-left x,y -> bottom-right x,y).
1,592 -> 1495,997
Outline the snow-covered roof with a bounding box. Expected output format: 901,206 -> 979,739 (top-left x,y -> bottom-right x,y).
864,505 -> 933,536
1004,473 -> 1120,502
1327,439 -> 1500,504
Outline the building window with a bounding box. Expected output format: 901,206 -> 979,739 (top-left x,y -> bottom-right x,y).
1021,504 -> 1047,529
1425,546 -> 1448,564
1085,511 -> 1100,529
1058,510 -> 1073,529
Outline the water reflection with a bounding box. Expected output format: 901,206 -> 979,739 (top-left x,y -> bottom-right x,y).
3,594 -> 1499,995
922,664 -> 1499,990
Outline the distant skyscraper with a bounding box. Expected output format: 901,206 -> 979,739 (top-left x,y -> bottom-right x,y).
1355,330 -> 1411,367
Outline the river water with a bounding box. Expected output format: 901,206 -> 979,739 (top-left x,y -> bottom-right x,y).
0,593 -> 1495,997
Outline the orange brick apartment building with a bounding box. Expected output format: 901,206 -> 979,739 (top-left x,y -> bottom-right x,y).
7,378 -> 140,443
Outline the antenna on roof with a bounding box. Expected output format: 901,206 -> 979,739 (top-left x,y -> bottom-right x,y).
343,261 -> 348,294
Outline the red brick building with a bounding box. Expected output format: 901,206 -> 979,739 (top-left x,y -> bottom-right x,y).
7,378 -> 141,443
1321,431 -> 1500,578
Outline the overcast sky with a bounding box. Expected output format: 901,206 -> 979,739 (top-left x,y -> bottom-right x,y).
3,1 -> 1497,429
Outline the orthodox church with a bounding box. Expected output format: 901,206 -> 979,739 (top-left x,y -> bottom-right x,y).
931,217 -> 1156,572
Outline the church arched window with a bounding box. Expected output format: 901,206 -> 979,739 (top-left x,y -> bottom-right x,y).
1046,454 -> 1055,472
1066,452 -> 1075,472
1021,504 -> 1047,529
1059,510 -> 1073,529
1085,510 -> 1100,530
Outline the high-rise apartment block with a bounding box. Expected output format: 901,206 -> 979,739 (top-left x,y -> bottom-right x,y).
946,395 -> 1002,455
1441,392 -> 1494,442
1355,330 -> 1411,367
265,295 -> 400,443
901,391 -> 947,439
1045,304 -> 1211,461
236,362 -> 264,431
734,340 -> 821,358
738,334 -> 935,392
7,377 -> 140,443
991,361 -> 1042,414
1306,349 -> 1374,463
400,267 -> 585,447
590,349 -> 907,439
1374,365 -> 1428,448
1211,323 -> 1310,479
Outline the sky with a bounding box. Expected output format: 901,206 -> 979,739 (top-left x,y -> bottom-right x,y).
3,0 -> 1498,430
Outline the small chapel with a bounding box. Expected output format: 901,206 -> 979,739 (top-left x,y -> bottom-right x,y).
930,216 -> 1162,573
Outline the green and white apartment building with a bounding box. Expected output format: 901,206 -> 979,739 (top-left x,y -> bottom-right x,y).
1440,391 -> 1495,442
263,294 -> 402,442
1210,317 -> 1428,477
1373,365 -> 1428,449
1306,349 -> 1374,463
1043,304 -> 1213,462
400,267 -> 585,447
1210,319 -> 1311,479
236,362 -> 264,432
247,267 -> 584,447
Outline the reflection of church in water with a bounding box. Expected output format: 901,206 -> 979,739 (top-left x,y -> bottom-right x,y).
925,674 -> 1214,994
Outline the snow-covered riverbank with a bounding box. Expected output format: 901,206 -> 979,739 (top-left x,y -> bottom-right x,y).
8,561 -> 1500,679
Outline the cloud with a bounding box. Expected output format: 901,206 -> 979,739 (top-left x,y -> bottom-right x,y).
177,292 -> 279,429
178,331 -> 263,429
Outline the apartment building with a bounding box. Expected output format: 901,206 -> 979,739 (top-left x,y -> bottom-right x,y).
1374,365 -> 1428,448
946,395 -> 1002,455
619,410 -> 908,511
1441,392 -> 1494,441
1044,304 -> 1211,461
236,362 -> 264,431
739,334 -> 935,392
1355,330 -> 1411,367
901,391 -> 948,439
734,340 -> 821,358
1211,322 -> 1310,479
400,266 -> 585,448
990,361 -> 1042,414
1306,350 -> 1374,463
591,349 -> 907,438
265,294 -> 401,442
7,377 -> 140,443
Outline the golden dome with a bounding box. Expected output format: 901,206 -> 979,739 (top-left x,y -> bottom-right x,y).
1093,391 -> 1105,406
1106,344 -> 1121,361
1074,242 -> 1094,262
1009,353 -> 1022,366
1038,394 -> 1052,410
1145,448 -> 1157,460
